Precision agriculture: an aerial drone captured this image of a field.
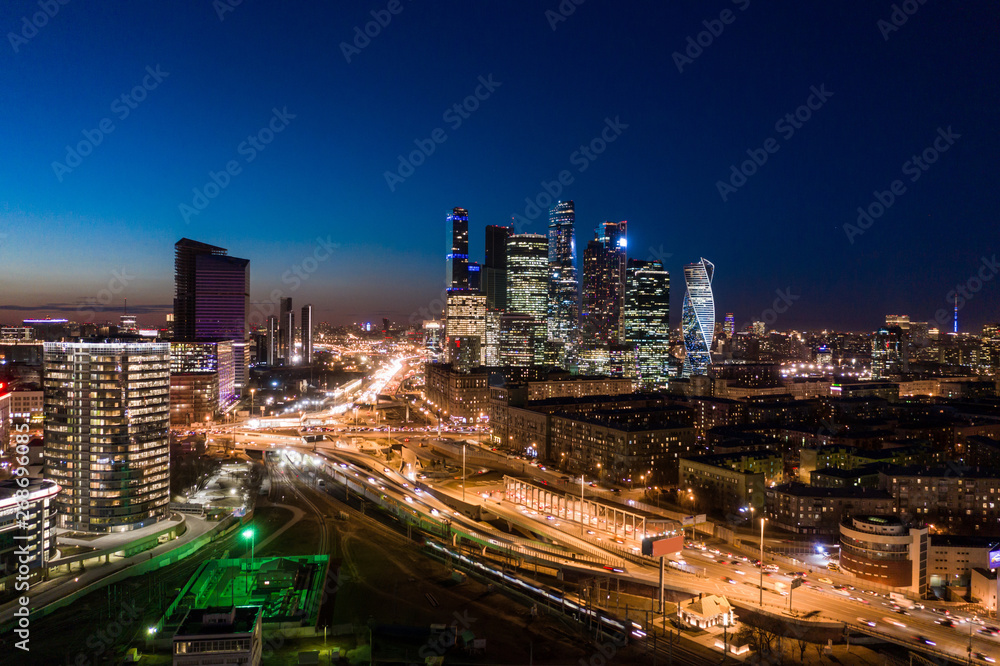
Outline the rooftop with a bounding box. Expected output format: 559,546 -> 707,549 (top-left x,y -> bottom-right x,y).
176,605 -> 261,638
768,483 -> 893,500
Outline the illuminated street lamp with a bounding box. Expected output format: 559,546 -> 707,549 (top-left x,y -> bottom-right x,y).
243,527 -> 255,560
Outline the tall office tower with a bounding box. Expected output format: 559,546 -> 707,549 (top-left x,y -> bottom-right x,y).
681,258 -> 715,377
499,314 -> 547,367
624,259 -> 670,388
445,291 -> 486,367
484,309 -> 502,366
751,321 -> 766,337
871,326 -> 903,379
173,238 -> 250,392
467,262 -> 482,292
301,304 -> 313,364
483,225 -> 512,311
279,297 -> 294,363
724,313 -> 735,339
42,341 -> 170,533
580,221 -> 628,346
506,233 -> 549,322
120,303 -> 137,334
547,201 -> 578,365
266,315 -> 278,366
447,207 -> 470,291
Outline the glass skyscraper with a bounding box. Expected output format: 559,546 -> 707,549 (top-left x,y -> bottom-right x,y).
624,259 -> 670,388
301,304 -> 313,364
43,341 -> 170,533
681,258 -> 715,376
506,234 -> 548,322
547,201 -> 578,365
483,225 -> 511,311
447,207 -> 470,291
581,221 -> 627,346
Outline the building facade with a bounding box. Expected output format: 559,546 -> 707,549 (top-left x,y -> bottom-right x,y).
681,258 -> 715,376
447,207 -> 470,291
547,201 -> 578,365
43,341 -> 170,533
624,259 -> 670,388
0,478 -> 59,575
838,516 -> 928,594
423,363 -> 490,422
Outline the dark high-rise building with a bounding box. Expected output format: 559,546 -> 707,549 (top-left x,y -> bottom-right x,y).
173,238 -> 249,342
173,238 -> 250,392
681,258 -> 715,377
580,221 -> 628,347
624,259 -> 670,388
279,297 -> 294,363
483,225 -> 511,311
547,201 -> 578,364
468,262 -> 482,292
447,207 -> 470,291
43,341 -> 170,533
301,304 -> 313,364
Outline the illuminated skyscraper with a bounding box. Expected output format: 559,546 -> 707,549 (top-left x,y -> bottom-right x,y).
681,258 -> 715,376
43,341 -> 170,533
871,326 -> 903,379
445,290 -> 486,367
265,315 -> 278,366
507,234 -> 548,322
624,259 -> 670,388
724,313 -> 735,339
547,201 -> 578,364
581,221 -> 627,346
301,304 -> 313,364
447,207 -> 470,291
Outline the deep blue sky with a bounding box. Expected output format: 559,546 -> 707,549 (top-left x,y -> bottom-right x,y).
1,1 -> 997,331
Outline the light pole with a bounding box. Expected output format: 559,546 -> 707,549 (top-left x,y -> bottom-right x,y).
242,527 -> 255,598
462,442 -> 466,502
250,388 -> 255,416
580,475 -> 585,535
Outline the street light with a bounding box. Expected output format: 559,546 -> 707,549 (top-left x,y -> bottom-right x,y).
243,527 -> 255,560
759,517 -> 766,607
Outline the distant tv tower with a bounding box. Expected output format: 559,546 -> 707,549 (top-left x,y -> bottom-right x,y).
953,292 -> 958,334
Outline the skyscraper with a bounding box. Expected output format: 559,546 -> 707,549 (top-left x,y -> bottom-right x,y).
624,259 -> 670,388
447,207 -> 470,291
547,201 -> 578,364
173,238 -> 250,342
506,234 -> 549,322
724,313 -> 735,339
43,340 -> 170,533
467,262 -> 482,292
279,297 -> 294,363
266,315 -> 278,366
445,290 -> 486,367
681,258 -> 715,376
581,221 -> 627,346
173,238 -> 250,392
301,304 -> 313,364
483,225 -> 511,311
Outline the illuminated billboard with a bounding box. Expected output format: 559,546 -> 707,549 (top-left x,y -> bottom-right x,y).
988,547 -> 1000,569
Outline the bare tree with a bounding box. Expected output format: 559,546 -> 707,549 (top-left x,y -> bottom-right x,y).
796,637 -> 809,663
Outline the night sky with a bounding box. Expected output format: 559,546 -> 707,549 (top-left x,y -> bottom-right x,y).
1,1 -> 997,331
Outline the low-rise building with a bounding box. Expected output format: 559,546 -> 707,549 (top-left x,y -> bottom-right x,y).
879,464 -> 1000,536
173,606 -> 263,666
678,594 -> 734,629
766,484 -> 895,536
423,362 -> 490,422
679,455 -> 767,516
0,478 -> 59,578
838,515 -> 928,595
927,535 -> 1000,588
970,567 -> 997,613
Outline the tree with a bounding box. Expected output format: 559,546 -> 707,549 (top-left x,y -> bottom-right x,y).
796,638 -> 809,663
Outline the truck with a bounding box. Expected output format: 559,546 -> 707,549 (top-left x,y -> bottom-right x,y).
890,592 -> 915,609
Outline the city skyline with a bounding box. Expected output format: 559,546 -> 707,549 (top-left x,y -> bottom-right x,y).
1,3 -> 998,330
